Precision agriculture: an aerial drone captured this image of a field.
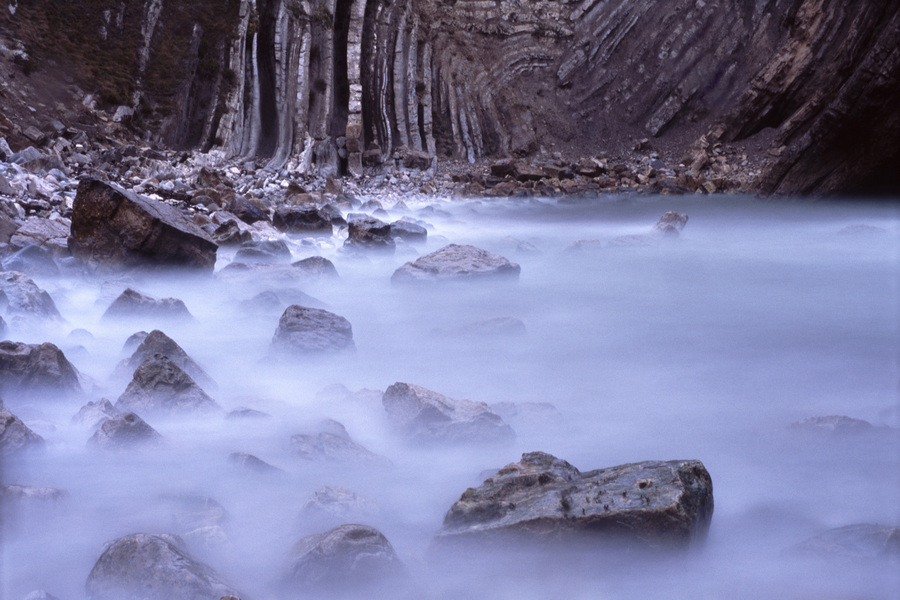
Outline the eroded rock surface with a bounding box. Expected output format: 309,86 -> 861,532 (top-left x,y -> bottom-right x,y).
435,452 -> 713,550
117,330 -> 214,390
115,354 -> 221,415
271,305 -> 355,355
88,412 -> 163,449
0,270 -> 62,325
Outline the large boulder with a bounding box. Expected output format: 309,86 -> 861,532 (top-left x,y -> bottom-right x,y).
434,452 -> 714,550
285,524 -> 402,591
85,533 -> 242,600
273,207 -> 333,234
0,341 -> 82,398
68,179 -> 218,271
232,239 -> 292,263
116,330 -> 214,390
87,412 -> 163,449
115,354 -> 221,415
391,244 -> 520,284
271,305 -> 355,355
382,382 -> 514,444
344,214 -> 394,251
0,400 -> 45,455
9,216 -> 70,254
102,288 -> 193,321
0,270 -> 63,324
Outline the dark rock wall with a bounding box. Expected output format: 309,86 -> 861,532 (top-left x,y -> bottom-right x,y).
3,0 -> 898,194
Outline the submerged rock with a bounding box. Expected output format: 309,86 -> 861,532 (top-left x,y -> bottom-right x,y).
300,486 -> 378,523
115,354 -> 221,415
0,400 -> 45,455
228,452 -> 283,474
791,415 -> 875,434
233,239 -> 292,263
434,452 -> 714,550
790,523 -> 900,559
72,398 -> 121,429
391,244 -> 520,283
0,270 -> 63,324
102,288 -> 193,321
0,341 -> 82,398
85,533 -> 241,600
271,305 -> 355,355
291,421 -> 389,466
345,214 -> 394,251
87,412 -> 162,449
382,382 -> 514,444
69,179 -> 218,271
285,524 -> 402,591
117,330 -> 214,390
653,211 -> 689,236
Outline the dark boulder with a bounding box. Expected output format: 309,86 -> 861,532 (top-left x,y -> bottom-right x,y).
285,524 -> 402,591
273,207 -> 333,235
382,382 -> 514,444
87,412 -> 163,449
345,214 -> 394,251
115,354 -> 221,415
102,288 -> 192,321
117,330 -> 214,390
85,533 -> 242,600
434,452 -> 714,550
228,195 -> 268,225
0,341 -> 82,398
68,179 -> 218,271
0,400 -> 45,455
211,219 -> 252,246
271,305 -> 355,355
392,244 -> 520,284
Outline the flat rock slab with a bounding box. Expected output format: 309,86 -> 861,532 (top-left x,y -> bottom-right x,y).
392,244 -> 520,283
434,451 -> 713,550
68,179 -> 217,271
271,305 -> 355,354
115,354 -> 221,415
382,382 -> 514,444
86,533 -> 241,600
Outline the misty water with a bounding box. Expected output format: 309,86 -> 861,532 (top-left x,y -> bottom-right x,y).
3,194 -> 899,599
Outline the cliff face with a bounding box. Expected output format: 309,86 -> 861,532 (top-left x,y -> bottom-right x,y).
2,0 -> 898,195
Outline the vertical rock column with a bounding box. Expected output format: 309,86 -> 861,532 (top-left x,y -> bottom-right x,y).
345,0 -> 367,176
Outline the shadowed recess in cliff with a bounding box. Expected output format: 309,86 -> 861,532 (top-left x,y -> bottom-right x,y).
255,0 -> 282,159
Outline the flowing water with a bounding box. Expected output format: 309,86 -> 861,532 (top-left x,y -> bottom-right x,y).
2,194 -> 899,599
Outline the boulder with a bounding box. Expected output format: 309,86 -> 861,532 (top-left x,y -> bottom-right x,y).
391,244 -> 520,284
0,214 -> 18,244
291,421 -> 389,466
2,245 -> 59,277
102,288 -> 192,321
293,256 -> 339,278
389,218 -> 427,243
233,239 -> 292,263
72,398 -> 121,429
0,270 -> 63,323
791,415 -> 874,434
0,341 -> 82,398
9,217 -> 70,254
117,330 -> 214,390
381,382 -> 514,444
85,533 -> 241,600
228,452 -> 283,474
273,207 -> 333,235
228,195 -> 268,224
0,400 -> 45,455
238,289 -> 324,315
434,452 -> 714,550
115,354 -> 221,415
653,211 -> 689,236
285,524 -> 402,591
87,412 -> 163,449
68,179 -> 218,271
790,524 -> 900,559
300,486 -> 378,523
211,219 -> 252,246
345,214 -> 394,251
271,305 -> 355,355
399,147 -> 434,170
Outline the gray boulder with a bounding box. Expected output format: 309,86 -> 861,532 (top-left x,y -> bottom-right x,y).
300,486 -> 378,523
0,341 -> 82,398
88,412 -> 163,449
391,244 -> 520,283
115,355 -> 221,415
233,239 -> 292,263
0,400 -> 45,455
434,452 -> 714,550
102,288 -> 192,321
9,217 -> 70,254
345,214 -> 394,251
0,270 -> 63,324
68,179 -> 218,271
85,533 -> 241,600
273,207 -> 333,234
389,218 -> 427,243
72,398 -> 121,429
117,330 -> 214,390
291,421 -> 389,466
293,256 -> 339,278
271,305 -> 355,355
382,382 -> 514,444
285,524 -> 402,591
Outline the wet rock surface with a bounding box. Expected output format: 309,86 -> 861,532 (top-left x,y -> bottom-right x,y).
102,288 -> 193,321
435,452 -> 714,550
0,341 -> 82,398
115,354 -> 221,415
392,244 -> 520,284
117,329 -> 214,390
88,412 -> 162,450
271,305 -> 355,355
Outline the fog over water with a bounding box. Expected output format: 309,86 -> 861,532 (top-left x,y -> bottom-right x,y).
3,194 -> 899,599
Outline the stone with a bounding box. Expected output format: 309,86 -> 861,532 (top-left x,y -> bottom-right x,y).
0,270 -> 63,323
122,331 -> 149,354
212,219 -> 252,246
300,486 -> 378,522
391,244 -> 520,284
102,288 -> 192,321
434,452 -> 714,550
23,126 -> 45,144
232,239 -> 292,263
271,305 -> 355,355
68,179 -> 218,271
117,330 -> 215,390
272,207 -> 333,234
115,354 -> 221,415
293,256 -> 338,278
790,524 -> 900,559
0,341 -> 82,398
88,412 -> 163,449
791,415 -> 875,434
291,421 -> 389,466
228,196 -> 268,224
85,533 -> 242,600
228,452 -> 283,474
0,214 -> 18,243
285,524 -> 402,591
399,147 -> 434,170
389,218 -> 427,243
9,217 -> 70,253
382,382 -> 514,444
2,245 -> 59,277
653,211 -> 689,236
345,214 -> 394,251
72,398 -> 121,429
0,400 -> 45,455
238,289 -> 324,315
362,148 -> 383,167
0,172 -> 16,197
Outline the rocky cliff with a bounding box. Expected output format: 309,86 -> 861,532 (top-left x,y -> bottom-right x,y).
1,0 -> 898,195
